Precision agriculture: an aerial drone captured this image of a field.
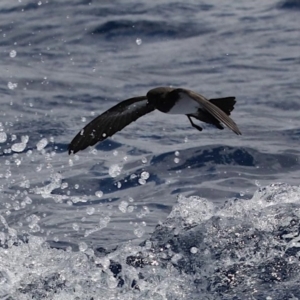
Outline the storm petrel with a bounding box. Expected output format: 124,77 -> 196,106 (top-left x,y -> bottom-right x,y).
68,87 -> 241,154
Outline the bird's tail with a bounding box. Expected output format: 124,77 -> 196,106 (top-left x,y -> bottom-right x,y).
191,96 -> 241,134
209,97 -> 236,116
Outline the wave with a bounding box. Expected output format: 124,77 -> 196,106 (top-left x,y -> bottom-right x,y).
1,183 -> 300,299
90,19 -> 214,41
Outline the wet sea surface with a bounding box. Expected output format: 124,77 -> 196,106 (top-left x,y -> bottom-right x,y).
1,0 -> 300,298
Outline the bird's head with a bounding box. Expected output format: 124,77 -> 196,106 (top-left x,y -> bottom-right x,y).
146,87 -> 174,107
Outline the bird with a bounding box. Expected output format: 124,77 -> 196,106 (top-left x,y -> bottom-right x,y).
68,87 -> 241,154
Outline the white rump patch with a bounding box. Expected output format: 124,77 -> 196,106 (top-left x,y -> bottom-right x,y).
167,92 -> 201,115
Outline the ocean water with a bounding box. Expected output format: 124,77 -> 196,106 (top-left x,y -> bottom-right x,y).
1,0 -> 300,298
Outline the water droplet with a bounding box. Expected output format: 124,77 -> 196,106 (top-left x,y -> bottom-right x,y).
174,157 -> 180,164
118,201 -> 128,213
127,205 -> 134,213
8,82 -> 17,90
9,50 -> 17,58
86,207 -> 95,215
79,242 -> 88,252
11,136 -> 29,152
95,190 -> 103,198
36,164 -> 43,172
136,206 -> 150,218
190,247 -> 198,254
138,178 -> 146,185
21,136 -> 29,143
128,197 -> 134,202
15,159 -> 21,166
72,223 -> 79,231
99,215 -> 110,228
130,173 -> 137,179
140,171 -> 149,180
107,275 -> 118,289
133,223 -> 145,238
0,132 -> 7,143
108,164 -> 122,178
145,240 -> 152,249
24,196 -> 32,204
136,38 -> 142,45
36,138 -> 48,151
255,180 -> 261,187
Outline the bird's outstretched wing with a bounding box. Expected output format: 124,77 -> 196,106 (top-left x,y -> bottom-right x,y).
178,89 -> 241,135
68,96 -> 155,154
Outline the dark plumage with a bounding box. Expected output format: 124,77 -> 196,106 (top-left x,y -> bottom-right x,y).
69,87 -> 241,154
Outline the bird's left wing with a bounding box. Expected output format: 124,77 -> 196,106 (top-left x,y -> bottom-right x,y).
68,96 -> 155,154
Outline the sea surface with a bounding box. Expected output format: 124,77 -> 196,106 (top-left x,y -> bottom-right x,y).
1,0 -> 300,299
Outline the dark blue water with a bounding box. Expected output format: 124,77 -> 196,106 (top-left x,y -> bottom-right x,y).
1,0 -> 300,298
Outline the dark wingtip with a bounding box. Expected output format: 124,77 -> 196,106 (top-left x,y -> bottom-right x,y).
234,127 -> 242,135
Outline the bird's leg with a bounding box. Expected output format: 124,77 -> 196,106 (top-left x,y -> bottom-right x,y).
187,115 -> 203,132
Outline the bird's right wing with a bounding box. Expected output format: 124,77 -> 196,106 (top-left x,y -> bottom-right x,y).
182,89 -> 242,135
68,96 -> 155,154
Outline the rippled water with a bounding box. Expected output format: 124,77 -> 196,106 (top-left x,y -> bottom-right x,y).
1,0 -> 300,298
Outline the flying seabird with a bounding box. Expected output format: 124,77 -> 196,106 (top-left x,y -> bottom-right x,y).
68,87 -> 241,154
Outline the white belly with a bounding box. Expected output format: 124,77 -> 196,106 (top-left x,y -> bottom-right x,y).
167,93 -> 200,115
